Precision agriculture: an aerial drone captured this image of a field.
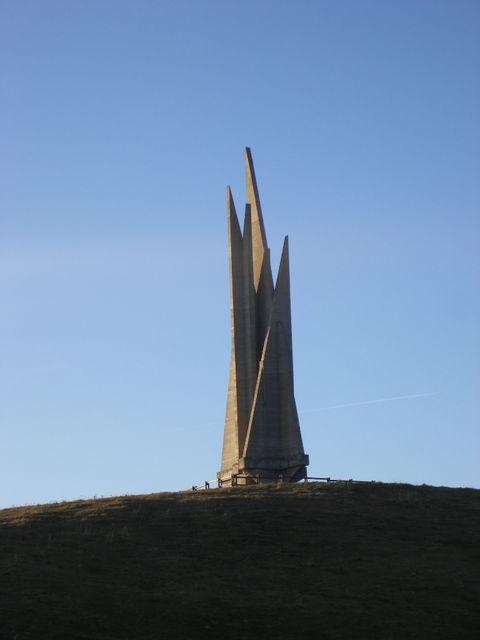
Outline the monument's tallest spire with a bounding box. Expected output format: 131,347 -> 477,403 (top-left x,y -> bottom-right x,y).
245,147 -> 267,287
218,149 -> 309,484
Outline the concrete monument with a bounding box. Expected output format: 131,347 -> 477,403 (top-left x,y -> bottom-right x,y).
217,149 -> 309,484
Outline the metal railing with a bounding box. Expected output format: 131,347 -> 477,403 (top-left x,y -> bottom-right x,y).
190,475 -> 377,491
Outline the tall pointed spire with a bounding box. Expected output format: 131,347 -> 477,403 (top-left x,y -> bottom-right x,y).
221,187 -> 257,474
218,150 -> 308,484
245,148 -> 274,360
245,147 -> 267,278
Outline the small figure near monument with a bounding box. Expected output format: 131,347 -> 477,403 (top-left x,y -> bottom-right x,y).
217,149 -> 309,484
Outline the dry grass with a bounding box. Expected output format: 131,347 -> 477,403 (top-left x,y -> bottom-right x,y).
1,482 -> 479,639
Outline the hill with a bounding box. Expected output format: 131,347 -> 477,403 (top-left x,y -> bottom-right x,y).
1,481 -> 479,639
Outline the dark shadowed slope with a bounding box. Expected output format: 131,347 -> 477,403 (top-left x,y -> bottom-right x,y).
1,482 -> 479,639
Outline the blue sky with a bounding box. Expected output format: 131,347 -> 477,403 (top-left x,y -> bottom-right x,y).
1,0 -> 479,508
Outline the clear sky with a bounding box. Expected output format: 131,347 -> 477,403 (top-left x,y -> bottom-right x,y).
1,0 -> 479,508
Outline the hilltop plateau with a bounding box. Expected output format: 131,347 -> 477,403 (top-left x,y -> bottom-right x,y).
1,481 -> 479,639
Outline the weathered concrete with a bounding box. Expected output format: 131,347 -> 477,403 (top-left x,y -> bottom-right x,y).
218,149 -> 309,483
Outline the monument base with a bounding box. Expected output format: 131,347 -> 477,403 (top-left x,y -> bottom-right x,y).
217,454 -> 309,485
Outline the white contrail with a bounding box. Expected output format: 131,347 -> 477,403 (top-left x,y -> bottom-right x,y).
301,392 -> 440,413
174,392 -> 440,431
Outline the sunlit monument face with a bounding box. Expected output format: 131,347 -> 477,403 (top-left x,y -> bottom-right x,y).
217,149 -> 309,484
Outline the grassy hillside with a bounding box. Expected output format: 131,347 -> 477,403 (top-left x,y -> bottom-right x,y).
1,481 -> 479,639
